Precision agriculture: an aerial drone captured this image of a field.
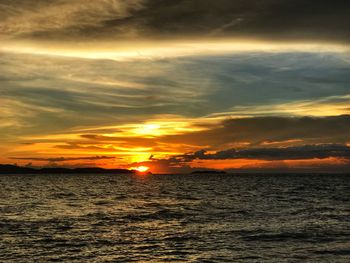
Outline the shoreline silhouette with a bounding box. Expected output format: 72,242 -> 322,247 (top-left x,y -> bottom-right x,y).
0,164 -> 137,175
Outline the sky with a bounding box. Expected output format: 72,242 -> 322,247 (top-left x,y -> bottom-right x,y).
1,0 -> 350,173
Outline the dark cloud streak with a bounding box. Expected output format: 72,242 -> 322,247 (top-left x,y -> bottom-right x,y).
180,144 -> 350,162
1,0 -> 350,43
142,144 -> 350,172
161,115 -> 350,148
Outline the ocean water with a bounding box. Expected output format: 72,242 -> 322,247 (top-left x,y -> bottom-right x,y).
0,173 -> 349,262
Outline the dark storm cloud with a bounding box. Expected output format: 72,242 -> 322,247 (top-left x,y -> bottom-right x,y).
1,0 -> 350,42
10,156 -> 115,162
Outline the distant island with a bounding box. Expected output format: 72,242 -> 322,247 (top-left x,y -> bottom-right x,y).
0,164 -> 139,175
191,170 -> 227,175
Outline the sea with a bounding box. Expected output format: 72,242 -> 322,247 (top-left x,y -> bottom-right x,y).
0,173 -> 349,262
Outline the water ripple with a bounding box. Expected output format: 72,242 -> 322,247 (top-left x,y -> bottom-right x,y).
0,173 -> 349,262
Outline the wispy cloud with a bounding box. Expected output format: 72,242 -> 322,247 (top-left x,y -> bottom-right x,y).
10,156 -> 115,162
1,0 -> 350,43
209,95 -> 350,118
0,0 -> 144,38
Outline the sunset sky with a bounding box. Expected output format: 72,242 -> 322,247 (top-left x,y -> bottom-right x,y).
1,0 -> 350,173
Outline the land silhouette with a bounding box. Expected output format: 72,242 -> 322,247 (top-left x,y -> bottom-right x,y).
0,164 -> 138,175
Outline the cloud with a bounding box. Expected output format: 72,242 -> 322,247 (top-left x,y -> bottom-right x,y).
10,156 -> 115,162
69,115 -> 350,171
130,144 -> 350,173
1,46 -> 350,170
209,95 -> 350,118
160,115 -> 350,148
12,114 -> 350,170
123,0 -> 350,43
1,0 -> 350,43
177,144 -> 350,162
77,114 -> 350,147
0,0 -> 144,38
1,51 -> 349,140
0,51 -> 207,137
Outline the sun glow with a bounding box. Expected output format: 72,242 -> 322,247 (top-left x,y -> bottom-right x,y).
133,166 -> 150,173
1,39 -> 348,62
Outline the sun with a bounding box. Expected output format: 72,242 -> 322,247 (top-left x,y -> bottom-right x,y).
134,166 -> 150,173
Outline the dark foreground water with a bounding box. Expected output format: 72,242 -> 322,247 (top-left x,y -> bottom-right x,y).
0,174 -> 349,262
